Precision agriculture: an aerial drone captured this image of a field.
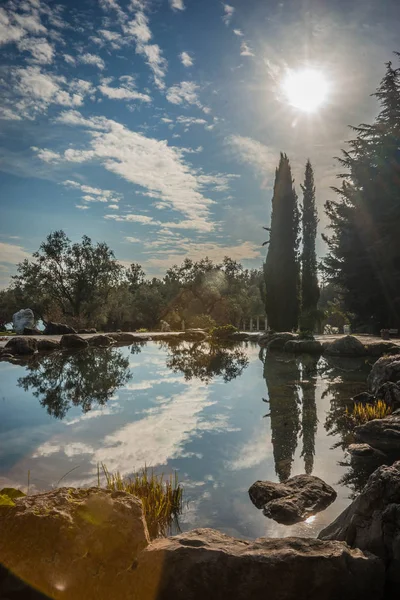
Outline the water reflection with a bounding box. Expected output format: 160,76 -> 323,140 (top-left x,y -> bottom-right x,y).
18,348 -> 131,419
299,356 -> 319,475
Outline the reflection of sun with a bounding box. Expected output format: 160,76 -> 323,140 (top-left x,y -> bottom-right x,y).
282,69 -> 329,113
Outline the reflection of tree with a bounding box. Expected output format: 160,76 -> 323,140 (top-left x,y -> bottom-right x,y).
164,340 -> 249,383
263,353 -> 300,482
18,348 -> 131,419
299,355 -> 319,475
131,341 -> 146,355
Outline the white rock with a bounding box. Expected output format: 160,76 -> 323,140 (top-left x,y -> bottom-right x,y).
12,308 -> 35,334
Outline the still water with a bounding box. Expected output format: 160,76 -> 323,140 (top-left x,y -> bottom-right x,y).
0,340 -> 371,539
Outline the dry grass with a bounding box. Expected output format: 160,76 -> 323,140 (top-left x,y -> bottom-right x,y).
347,400 -> 392,425
100,464 -> 183,538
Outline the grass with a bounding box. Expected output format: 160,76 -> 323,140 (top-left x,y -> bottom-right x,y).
99,464 -> 183,539
347,399 -> 392,425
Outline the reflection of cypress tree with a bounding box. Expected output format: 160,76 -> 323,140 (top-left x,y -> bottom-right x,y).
263,353 -> 300,482
299,355 -> 319,475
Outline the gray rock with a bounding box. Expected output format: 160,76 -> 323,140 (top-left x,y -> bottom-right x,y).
0,488 -> 149,600
352,391 -> 376,404
78,328 -> 97,334
260,332 -> 298,350
88,335 -> 115,347
347,443 -> 387,461
366,342 -> 400,357
22,327 -> 42,335
4,337 -> 37,355
37,339 -> 60,352
354,414 -> 400,453
60,334 -> 88,349
108,332 -> 142,344
324,335 -> 367,356
248,474 -> 337,525
376,382 -> 400,409
132,528 -> 384,600
12,309 -> 34,334
284,339 -> 323,354
368,355 -> 400,395
44,321 -> 77,335
319,461 -> 400,598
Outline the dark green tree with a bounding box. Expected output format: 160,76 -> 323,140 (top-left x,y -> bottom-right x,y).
264,153 -> 300,331
323,56 -> 400,332
300,160 -> 320,331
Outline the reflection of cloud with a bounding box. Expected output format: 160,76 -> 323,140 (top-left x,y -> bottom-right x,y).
226,429 -> 271,470
33,441 -> 94,458
64,402 -> 120,425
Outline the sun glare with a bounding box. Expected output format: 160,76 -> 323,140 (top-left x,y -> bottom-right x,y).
282,69 -> 329,113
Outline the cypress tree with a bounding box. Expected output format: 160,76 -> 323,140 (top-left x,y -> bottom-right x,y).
323,56 -> 400,332
264,153 -> 300,331
300,160 -> 320,331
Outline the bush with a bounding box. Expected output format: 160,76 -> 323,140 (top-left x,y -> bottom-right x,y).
210,324 -> 238,340
137,328 -> 148,333
347,400 -> 392,425
188,314 -> 216,330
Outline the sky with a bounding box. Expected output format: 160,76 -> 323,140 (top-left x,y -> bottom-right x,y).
0,0 -> 399,288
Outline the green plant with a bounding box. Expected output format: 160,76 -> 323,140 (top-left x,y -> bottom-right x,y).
188,314 -> 216,331
0,487 -> 26,507
137,328 -> 148,333
210,324 -> 238,340
100,464 -> 183,539
347,400 -> 392,425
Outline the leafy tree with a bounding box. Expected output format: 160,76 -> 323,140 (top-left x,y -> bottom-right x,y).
264,153 -> 300,331
300,160 -> 320,331
323,57 -> 400,332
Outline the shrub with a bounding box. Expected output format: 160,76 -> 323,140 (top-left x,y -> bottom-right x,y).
347,400 -> 392,425
188,314 -> 216,330
210,324 -> 238,340
137,328 -> 148,333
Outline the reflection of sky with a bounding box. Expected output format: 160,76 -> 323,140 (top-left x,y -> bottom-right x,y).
0,343 -> 367,540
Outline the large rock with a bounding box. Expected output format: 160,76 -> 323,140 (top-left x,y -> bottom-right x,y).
37,339 -> 60,352
88,335 -> 115,347
354,414 -> 400,453
347,443 -> 387,461
44,322 -> 77,335
259,332 -> 298,350
319,461 -> 400,598
324,335 -> 367,357
284,339 -> 323,354
132,528 -> 384,600
60,334 -> 88,349
4,336 -> 37,355
23,327 -> 42,335
366,342 -> 400,357
0,488 -> 149,600
368,355 -> 400,395
108,332 -> 141,343
78,328 -> 97,334
248,475 -> 337,525
12,309 -> 35,334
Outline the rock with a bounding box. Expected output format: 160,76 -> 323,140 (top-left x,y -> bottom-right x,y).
160,320 -> 171,332
259,332 -> 298,350
0,488 -> 149,600
347,443 -> 387,460
88,335 -> 115,347
376,382 -> 400,409
12,309 -> 35,334
132,528 -> 384,600
368,355 -> 400,395
60,334 -> 88,349
319,461 -> 400,598
229,332 -> 252,341
324,335 -> 367,356
43,321 -> 77,335
0,352 -> 15,362
366,342 -> 400,357
352,391 -> 376,404
183,329 -> 208,341
248,475 -> 337,525
78,328 -> 97,334
4,337 -> 37,355
37,339 -> 60,352
108,332 -> 141,343
22,327 -> 42,335
354,414 -> 400,453
284,339 -> 323,354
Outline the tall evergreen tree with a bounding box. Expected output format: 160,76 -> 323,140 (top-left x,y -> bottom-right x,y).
300,160 -> 320,330
324,56 -> 400,332
264,153 -> 300,331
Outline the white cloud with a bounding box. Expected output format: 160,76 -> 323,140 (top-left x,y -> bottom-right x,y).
62,179 -> 122,205
240,41 -> 254,57
80,53 -> 106,70
222,4 -> 235,26
125,236 -> 141,243
31,147 -> 61,162
54,110 -> 110,129
98,28 -> 123,48
233,29 -> 243,37
170,0 -> 185,11
180,51 -> 193,67
225,134 -> 277,187
176,116 -> 207,127
76,204 -> 89,210
124,10 -> 151,43
18,37 -> 54,63
108,204 -> 119,210
0,107 -> 22,121
0,241 -> 30,264
13,11 -> 47,35
63,53 -> 76,65
166,81 -> 202,107
0,8 -> 25,46
105,214 -> 155,224
99,78 -> 151,102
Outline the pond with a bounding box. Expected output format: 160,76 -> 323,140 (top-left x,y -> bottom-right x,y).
0,340 -> 372,539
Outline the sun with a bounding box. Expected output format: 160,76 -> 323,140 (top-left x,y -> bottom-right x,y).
282,68 -> 329,113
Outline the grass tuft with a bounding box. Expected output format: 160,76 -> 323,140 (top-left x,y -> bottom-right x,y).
347,399 -> 392,425
100,464 -> 183,539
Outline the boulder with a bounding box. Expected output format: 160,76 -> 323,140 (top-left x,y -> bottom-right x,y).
60,334 -> 88,349
324,335 -> 367,357
376,382 -> 400,409
284,339 -> 323,354
88,335 -> 115,347
0,488 -> 149,600
43,322 -> 77,335
37,339 -> 60,352
354,414 -> 400,453
368,355 -> 400,395
352,391 -> 376,405
12,309 -> 34,334
366,342 -> 400,357
319,461 -> 400,598
23,327 -> 42,335
248,475 -> 337,525
78,328 -> 97,334
132,528 -> 384,600
347,443 -> 387,461
260,332 -> 298,350
108,332 -> 141,344
4,337 -> 37,355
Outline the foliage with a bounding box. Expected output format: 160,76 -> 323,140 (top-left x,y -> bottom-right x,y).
101,464 -> 183,539
0,488 -> 26,507
137,328 -> 148,333
264,153 -> 300,332
209,324 -> 238,340
300,160 -> 320,330
347,400 -> 392,425
187,313 -> 216,330
323,56 -> 400,333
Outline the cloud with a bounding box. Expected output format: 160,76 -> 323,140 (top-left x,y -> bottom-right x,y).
240,42 -> 254,57
225,134 -> 277,187
98,28 -> 123,48
222,4 -> 235,26
176,116 -> 207,128
63,53 -> 76,65
124,10 -> 151,43
0,241 -> 30,264
80,53 -> 106,70
166,81 -> 202,107
62,179 -> 122,206
170,0 -> 185,11
105,213 -> 155,223
99,76 -> 151,102
54,109 -> 110,129
233,29 -> 243,37
17,37 -> 54,64
180,51 -> 193,67
76,204 -> 89,210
